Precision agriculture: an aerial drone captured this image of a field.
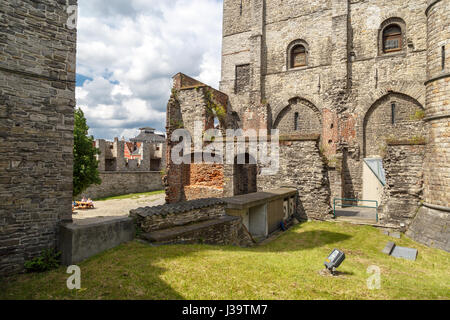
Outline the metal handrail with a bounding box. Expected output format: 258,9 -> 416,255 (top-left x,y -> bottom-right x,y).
333,198 -> 379,222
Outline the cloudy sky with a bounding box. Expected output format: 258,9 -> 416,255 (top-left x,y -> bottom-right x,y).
75,0 -> 223,140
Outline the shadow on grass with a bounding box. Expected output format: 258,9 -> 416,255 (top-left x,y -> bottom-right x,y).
0,222 -> 352,300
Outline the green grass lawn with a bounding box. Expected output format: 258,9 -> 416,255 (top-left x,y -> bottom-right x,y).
94,190 -> 165,201
1,221 -> 449,300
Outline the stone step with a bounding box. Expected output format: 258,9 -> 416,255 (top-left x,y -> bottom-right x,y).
141,215 -> 239,244
335,216 -> 378,225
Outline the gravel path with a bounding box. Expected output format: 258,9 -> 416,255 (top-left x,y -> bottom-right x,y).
72,193 -> 165,224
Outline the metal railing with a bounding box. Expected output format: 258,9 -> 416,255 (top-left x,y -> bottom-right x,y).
333,198 -> 379,222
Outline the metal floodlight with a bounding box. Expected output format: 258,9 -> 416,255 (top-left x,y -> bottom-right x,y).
324,249 -> 345,272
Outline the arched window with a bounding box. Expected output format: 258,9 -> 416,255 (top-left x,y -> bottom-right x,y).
291,45 -> 307,68
382,24 -> 402,53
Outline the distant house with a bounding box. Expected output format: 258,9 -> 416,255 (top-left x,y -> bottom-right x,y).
130,127 -> 165,144
124,142 -> 142,160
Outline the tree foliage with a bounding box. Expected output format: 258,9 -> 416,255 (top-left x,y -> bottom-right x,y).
73,108 -> 101,198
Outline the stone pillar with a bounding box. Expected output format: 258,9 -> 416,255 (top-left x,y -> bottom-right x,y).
240,0 -> 267,131
113,138 -> 126,171
140,142 -> 151,171
160,141 -> 167,171
96,139 -> 106,172
407,0 -> 450,252
331,0 -> 350,90
249,0 -> 264,105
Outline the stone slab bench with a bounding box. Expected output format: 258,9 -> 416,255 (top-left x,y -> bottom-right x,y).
59,217 -> 135,265
223,188 -> 298,210
223,188 -> 298,238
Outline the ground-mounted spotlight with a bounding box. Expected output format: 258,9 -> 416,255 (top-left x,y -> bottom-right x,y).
324,249 -> 345,275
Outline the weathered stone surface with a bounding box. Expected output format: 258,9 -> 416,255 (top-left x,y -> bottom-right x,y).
130,198 -> 226,232
131,198 -> 254,247
407,206 -> 450,252
382,241 -> 396,255
59,217 -> 135,265
380,144 -> 426,226
82,171 -> 164,200
0,0 -> 77,275
258,139 -> 332,220
141,215 -> 238,244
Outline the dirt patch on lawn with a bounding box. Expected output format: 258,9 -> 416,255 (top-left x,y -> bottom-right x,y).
72,193 -> 166,224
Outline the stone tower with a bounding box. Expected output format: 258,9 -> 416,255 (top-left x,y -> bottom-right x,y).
407,0 -> 449,251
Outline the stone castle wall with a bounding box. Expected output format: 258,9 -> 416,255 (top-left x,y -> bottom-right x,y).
0,0 -> 77,275
81,171 -> 164,200
221,0 -> 428,202
257,137 -> 332,220
380,143 -> 426,226
82,137 -> 165,200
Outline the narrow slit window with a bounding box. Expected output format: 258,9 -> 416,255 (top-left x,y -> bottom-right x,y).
391,103 -> 396,125
383,25 -> 402,53
294,112 -> 299,131
442,46 -> 446,71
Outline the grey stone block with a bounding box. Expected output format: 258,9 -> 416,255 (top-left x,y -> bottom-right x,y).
382,241 -> 396,255
391,246 -> 418,261
59,217 -> 135,265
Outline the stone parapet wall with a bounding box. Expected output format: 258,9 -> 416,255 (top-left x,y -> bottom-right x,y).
82,171 -> 163,200
144,216 -> 251,247
130,198 -> 253,246
130,198 -> 226,233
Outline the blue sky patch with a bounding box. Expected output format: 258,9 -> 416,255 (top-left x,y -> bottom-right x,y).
76,74 -> 93,87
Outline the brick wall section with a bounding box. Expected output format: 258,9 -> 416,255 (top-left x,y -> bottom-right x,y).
0,0 -> 77,275
81,172 -> 164,200
380,143 -> 426,226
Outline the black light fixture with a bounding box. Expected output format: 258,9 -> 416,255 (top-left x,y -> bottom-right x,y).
324,249 -> 346,274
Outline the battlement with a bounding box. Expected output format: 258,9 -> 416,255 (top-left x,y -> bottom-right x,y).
95,137 -> 166,172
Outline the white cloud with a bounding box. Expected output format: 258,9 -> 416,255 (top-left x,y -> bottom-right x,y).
76,0 -> 223,140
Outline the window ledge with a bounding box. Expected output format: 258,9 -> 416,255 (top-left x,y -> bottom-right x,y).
376,51 -> 406,60
286,65 -> 309,72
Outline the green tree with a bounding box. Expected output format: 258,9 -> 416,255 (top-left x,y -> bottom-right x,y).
73,108 -> 101,198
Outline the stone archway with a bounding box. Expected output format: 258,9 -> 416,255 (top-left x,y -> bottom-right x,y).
363,92 -> 426,157
273,97 -> 322,135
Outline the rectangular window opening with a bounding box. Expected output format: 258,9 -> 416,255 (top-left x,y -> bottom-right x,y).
442,46 -> 446,71
294,112 -> 299,131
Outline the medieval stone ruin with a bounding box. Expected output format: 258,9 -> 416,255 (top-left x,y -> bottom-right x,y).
162,0 -> 449,251
81,128 -> 166,199
0,0 -> 449,275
